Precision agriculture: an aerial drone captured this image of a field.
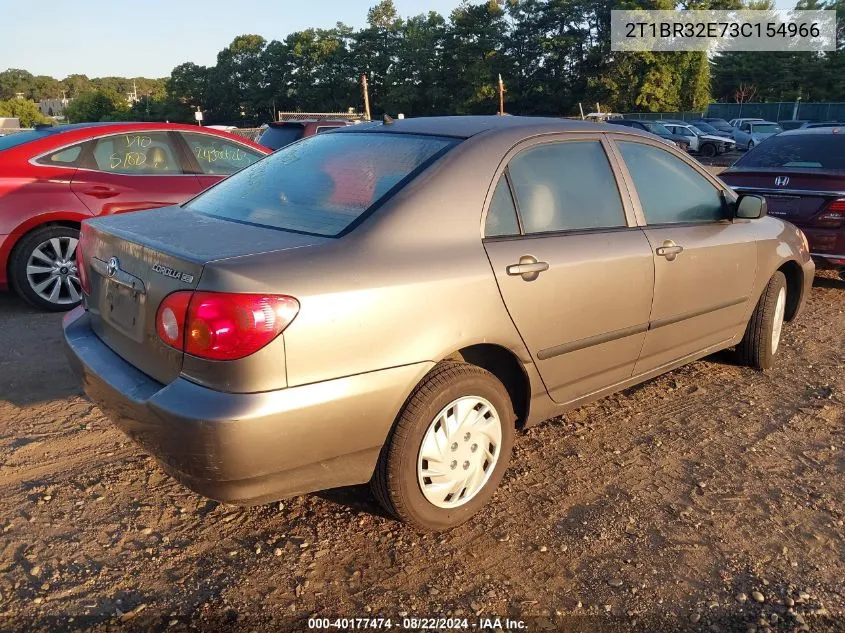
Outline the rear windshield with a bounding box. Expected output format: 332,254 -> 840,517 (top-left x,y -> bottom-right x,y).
258,125 -> 305,150
186,132 -> 456,237
0,130 -> 52,152
734,134 -> 845,170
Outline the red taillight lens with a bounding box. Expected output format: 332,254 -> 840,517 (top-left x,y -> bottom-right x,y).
156,292 -> 299,360
815,199 -> 845,227
76,225 -> 90,295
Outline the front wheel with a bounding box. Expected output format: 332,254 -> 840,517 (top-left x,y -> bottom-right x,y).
10,225 -> 82,311
371,361 -> 515,532
700,143 -> 717,158
736,271 -> 787,370
747,140 -> 755,150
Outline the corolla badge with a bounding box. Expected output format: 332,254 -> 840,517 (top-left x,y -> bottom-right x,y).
107,257 -> 120,277
152,263 -> 194,284
775,176 -> 790,187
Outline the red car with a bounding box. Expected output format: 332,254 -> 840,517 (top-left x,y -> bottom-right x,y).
720,127 -> 845,279
0,122 -> 270,310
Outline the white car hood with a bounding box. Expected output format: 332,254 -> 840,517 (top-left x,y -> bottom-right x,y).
701,134 -> 733,143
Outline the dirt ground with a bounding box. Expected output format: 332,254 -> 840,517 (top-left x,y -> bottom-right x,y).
1,258 -> 843,630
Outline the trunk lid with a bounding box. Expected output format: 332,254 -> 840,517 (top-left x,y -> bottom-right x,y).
720,169 -> 845,225
82,205 -> 326,384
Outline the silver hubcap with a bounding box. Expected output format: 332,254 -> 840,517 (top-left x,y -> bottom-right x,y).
26,236 -> 81,305
771,286 -> 786,354
417,396 -> 502,509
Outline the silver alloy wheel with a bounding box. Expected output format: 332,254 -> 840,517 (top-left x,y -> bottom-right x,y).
771,286 -> 786,354
25,236 -> 81,305
417,395 -> 502,509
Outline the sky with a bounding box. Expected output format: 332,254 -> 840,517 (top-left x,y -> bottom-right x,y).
2,0 -> 799,80
1,0 -> 462,79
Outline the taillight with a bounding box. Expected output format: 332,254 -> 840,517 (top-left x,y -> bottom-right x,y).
815,199 -> 845,227
156,291 -> 192,349
156,292 -> 299,361
76,225 -> 90,295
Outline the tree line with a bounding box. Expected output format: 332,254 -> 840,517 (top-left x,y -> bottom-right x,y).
1,0 -> 843,127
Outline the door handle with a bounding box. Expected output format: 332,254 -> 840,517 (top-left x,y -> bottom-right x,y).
506,255 -> 549,281
81,186 -> 119,199
656,240 -> 684,261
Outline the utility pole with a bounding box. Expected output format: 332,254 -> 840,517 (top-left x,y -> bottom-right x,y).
498,74 -> 505,116
361,74 -> 371,121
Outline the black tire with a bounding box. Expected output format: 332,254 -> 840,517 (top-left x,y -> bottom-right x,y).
10,225 -> 82,312
700,143 -> 717,158
747,140 -> 755,150
371,361 -> 516,532
736,271 -> 787,370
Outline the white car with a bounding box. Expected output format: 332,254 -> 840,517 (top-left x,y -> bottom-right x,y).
728,118 -> 764,128
662,123 -> 736,157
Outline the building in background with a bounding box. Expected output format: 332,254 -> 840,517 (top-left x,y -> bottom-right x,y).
39,97 -> 72,119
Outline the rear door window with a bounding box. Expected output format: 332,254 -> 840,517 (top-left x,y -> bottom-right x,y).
617,141 -> 724,224
507,141 -> 626,234
186,132 -> 456,237
35,142 -> 86,166
91,132 -> 183,174
179,132 -> 264,175
484,176 -> 520,237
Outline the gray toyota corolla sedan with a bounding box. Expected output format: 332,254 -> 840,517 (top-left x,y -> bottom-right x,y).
63,116 -> 814,531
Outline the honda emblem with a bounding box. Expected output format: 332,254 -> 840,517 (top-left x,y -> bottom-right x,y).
775,176 -> 790,187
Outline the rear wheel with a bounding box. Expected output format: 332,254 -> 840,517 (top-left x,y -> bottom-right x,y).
371,361 -> 515,531
736,271 -> 787,370
10,225 -> 82,312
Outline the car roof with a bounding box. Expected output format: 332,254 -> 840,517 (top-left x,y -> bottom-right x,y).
775,126 -> 843,137
331,115 -> 649,140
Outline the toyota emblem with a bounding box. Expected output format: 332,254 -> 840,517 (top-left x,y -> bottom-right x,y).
775,176 -> 790,187
107,257 -> 120,277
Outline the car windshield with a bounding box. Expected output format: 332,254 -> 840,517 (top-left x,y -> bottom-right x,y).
258,125 -> 305,150
644,122 -> 672,136
751,124 -> 782,133
186,132 -> 457,237
706,119 -> 733,132
687,125 -> 705,135
0,130 -> 53,152
733,134 -> 845,170
693,122 -> 719,134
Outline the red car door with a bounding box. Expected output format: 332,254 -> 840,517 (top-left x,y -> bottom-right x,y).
70,131 -> 202,216
177,131 -> 266,191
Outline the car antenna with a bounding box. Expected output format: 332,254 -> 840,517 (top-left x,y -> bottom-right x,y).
383,113 -> 394,125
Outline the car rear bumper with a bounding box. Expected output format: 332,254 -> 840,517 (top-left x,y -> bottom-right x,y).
62,307 -> 432,505
801,226 -> 845,268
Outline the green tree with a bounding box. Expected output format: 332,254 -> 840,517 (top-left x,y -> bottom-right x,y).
0,98 -> 52,126
64,89 -> 127,122
0,69 -> 34,100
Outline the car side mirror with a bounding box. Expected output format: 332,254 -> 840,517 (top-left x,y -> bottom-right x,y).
735,194 -> 767,219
